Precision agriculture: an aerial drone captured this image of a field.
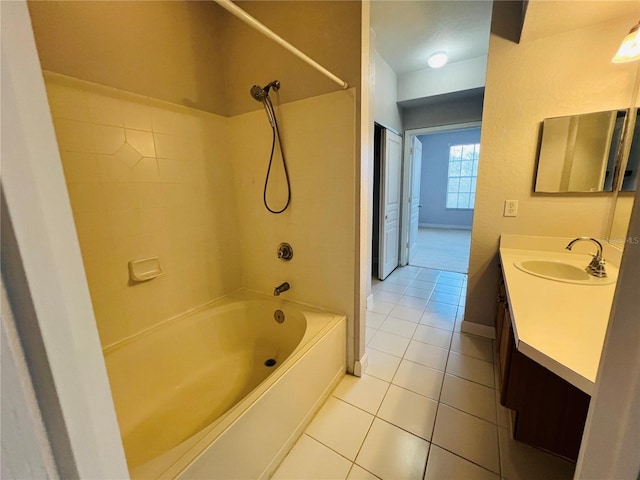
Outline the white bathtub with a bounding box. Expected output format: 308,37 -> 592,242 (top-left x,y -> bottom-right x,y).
103,290 -> 346,479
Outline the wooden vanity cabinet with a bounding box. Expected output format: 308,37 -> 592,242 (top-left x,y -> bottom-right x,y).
496,272 -> 591,462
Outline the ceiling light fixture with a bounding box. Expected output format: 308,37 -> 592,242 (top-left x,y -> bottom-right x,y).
612,19 -> 640,63
428,51 -> 448,69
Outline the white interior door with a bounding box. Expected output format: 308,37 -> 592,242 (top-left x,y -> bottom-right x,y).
409,136 -> 423,256
379,129 -> 403,280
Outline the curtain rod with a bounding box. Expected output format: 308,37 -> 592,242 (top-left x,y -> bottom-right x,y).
213,0 -> 349,90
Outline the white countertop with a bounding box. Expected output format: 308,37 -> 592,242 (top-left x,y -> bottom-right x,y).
499,235 -> 620,394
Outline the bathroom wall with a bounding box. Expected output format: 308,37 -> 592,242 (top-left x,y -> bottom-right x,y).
44,73 -> 242,347
231,89 -> 356,321
466,5 -> 639,328
372,49 -> 403,132
28,1 -> 226,115
27,1 -> 361,119
418,128 -> 480,228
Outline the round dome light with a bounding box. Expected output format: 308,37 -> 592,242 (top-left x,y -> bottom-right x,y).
428,51 -> 448,69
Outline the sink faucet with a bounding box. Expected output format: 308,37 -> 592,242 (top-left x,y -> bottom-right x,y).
565,237 -> 607,278
274,282 -> 290,296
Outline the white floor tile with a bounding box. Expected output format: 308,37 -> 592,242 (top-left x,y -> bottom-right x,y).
416,269 -> 441,282
389,304 -> 424,323
392,360 -> 444,400
368,330 -> 410,357
332,374 -> 389,415
403,286 -> 433,299
372,291 -> 402,305
446,352 -> 495,388
410,279 -> 436,291
385,275 -> 413,286
272,434 -> 352,480
438,276 -> 465,287
420,312 -> 456,331
379,282 -> 407,294
365,327 -> 376,345
403,340 -> 449,371
425,445 -> 499,480
434,284 -> 462,296
450,333 -> 494,363
412,325 -> 453,349
432,404 -> 500,474
396,295 -> 429,309
377,384 -> 438,440
368,299 -> 395,316
379,317 -> 419,339
347,464 -> 379,480
355,419 -> 429,480
498,427 -> 575,480
425,301 -> 458,318
440,374 -> 497,424
430,291 -> 460,305
306,397 -> 373,461
365,311 -> 386,329
365,348 -> 402,382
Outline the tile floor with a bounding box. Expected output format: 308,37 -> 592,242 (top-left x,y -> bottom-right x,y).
409,228 -> 471,274
272,266 -> 575,480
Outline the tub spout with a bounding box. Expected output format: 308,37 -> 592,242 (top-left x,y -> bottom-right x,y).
274,282 -> 290,296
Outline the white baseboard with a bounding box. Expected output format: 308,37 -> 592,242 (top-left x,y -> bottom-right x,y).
353,352 -> 368,377
461,320 -> 495,339
419,223 -> 472,231
366,293 -> 374,310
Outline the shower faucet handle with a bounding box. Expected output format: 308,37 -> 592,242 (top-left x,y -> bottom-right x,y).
277,243 -> 293,261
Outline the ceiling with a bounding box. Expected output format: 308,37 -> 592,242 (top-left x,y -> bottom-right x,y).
371,0 -> 493,75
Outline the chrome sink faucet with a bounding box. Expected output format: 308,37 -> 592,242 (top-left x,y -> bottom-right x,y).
565,237 -> 607,278
274,282 -> 290,296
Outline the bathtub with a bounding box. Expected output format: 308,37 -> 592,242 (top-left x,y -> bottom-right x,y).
103,290 -> 347,479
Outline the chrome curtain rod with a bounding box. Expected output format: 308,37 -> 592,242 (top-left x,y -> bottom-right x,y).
213,0 -> 349,90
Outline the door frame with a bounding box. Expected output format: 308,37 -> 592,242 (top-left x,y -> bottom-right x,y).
400,121 -> 482,265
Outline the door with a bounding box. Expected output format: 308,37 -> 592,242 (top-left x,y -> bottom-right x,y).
409,136 -> 423,257
379,129 -> 403,280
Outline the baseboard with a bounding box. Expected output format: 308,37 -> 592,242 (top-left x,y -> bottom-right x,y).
419,223 -> 472,231
366,293 -> 374,310
461,320 -> 495,339
353,352 -> 368,377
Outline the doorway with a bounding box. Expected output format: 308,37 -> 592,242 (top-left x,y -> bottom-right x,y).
401,122 -> 481,274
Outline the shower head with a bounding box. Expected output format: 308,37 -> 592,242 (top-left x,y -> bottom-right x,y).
250,80 -> 280,101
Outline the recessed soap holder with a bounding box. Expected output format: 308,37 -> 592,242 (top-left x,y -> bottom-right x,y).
128,256 -> 165,282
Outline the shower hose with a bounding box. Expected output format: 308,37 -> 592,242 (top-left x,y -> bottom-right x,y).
263,95 -> 291,214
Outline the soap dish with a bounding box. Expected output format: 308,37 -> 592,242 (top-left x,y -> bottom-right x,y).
128,256 -> 164,282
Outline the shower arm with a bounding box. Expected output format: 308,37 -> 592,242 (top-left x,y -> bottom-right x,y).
213,0 -> 349,90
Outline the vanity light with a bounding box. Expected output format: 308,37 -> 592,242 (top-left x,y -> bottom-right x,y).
428,51 -> 448,69
612,20 -> 640,63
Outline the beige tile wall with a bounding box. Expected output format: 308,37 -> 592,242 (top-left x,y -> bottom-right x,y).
230,89 -> 357,320
45,73 -> 242,347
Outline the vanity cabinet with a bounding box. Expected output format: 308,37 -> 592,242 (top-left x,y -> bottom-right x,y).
496,272 -> 591,462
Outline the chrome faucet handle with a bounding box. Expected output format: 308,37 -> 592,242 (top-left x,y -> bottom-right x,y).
565,237 -> 607,278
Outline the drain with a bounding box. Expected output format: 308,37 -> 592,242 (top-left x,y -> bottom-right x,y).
274,310 -> 285,323
265,359 -> 277,367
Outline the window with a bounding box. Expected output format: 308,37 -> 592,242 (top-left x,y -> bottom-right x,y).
446,143 -> 479,209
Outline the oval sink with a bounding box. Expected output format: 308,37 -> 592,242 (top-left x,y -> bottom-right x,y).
514,260 -> 616,285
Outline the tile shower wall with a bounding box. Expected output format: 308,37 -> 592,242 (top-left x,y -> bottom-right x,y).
230,90 -> 357,322
44,73 -> 242,347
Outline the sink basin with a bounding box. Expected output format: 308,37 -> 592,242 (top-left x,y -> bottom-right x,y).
514,260 -> 616,285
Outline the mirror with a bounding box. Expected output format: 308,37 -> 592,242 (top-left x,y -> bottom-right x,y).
620,110 -> 639,191
534,110 -> 625,193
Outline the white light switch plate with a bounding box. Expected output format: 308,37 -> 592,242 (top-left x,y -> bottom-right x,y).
504,200 -> 518,217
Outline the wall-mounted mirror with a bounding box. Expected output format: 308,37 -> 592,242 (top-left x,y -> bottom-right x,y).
620,110 -> 639,191
534,110 -> 625,193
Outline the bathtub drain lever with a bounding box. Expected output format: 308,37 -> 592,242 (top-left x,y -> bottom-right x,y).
274,282 -> 290,296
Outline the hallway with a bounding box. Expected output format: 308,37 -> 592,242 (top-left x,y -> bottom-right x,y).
273,266 -> 574,480
409,228 -> 471,274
